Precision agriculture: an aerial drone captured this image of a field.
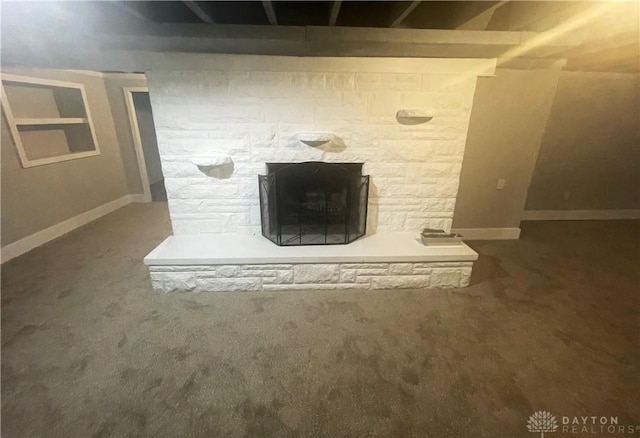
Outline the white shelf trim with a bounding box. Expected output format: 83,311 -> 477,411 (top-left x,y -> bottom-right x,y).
14,117 -> 88,125
0,74 -> 101,168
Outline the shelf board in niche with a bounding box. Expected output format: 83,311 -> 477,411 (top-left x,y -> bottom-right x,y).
14,117 -> 88,125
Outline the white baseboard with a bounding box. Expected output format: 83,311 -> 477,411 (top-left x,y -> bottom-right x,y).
1,194 -> 143,264
451,227 -> 521,240
129,193 -> 149,203
521,209 -> 640,221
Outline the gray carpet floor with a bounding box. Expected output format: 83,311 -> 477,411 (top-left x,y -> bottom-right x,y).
1,203 -> 638,438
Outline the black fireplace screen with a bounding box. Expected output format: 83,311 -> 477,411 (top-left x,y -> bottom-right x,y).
259,162 -> 369,246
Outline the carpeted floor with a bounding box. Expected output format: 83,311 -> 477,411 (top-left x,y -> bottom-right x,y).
1,203 -> 638,438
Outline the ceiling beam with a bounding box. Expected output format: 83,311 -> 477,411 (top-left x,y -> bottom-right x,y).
111,1 -> 151,21
183,1 -> 214,24
390,1 -> 421,28
262,1 -> 278,25
329,1 -> 342,27
456,1 -> 509,31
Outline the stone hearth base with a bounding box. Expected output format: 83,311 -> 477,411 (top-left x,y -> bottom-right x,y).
145,233 -> 477,292
149,262 -> 473,292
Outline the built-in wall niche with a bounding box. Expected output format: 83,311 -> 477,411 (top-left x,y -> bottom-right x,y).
0,74 -> 100,168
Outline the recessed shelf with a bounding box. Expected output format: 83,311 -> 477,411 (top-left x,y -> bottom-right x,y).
14,117 -> 88,126
1,73 -> 100,167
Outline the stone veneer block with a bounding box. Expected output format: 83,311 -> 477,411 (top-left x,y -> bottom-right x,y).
293,264 -> 340,284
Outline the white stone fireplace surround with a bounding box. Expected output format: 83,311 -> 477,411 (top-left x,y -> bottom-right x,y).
144,55 -> 496,292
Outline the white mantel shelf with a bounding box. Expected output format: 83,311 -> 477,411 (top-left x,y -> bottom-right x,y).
144,233 -> 478,266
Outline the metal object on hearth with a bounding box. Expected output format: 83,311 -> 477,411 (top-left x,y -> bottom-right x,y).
420,228 -> 463,246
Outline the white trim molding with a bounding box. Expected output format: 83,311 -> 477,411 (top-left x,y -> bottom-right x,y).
452,227 -> 521,240
62,70 -> 147,81
521,209 -> 640,221
0,73 -> 102,168
1,194 -> 145,264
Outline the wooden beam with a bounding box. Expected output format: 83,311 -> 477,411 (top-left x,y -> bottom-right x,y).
1,22 -> 587,71
390,1 -> 421,28
183,1 -> 214,24
111,1 -> 150,21
262,1 -> 278,25
329,1 -> 342,27
457,1 -> 508,31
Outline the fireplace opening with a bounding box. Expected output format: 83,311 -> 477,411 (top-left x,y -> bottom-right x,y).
259,162 -> 369,246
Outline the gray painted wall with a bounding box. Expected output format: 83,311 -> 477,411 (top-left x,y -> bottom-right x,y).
1,70 -> 132,246
453,67 -> 562,229
525,71 -> 640,211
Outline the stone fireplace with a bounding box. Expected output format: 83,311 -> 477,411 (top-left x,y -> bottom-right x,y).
144,55 -> 495,292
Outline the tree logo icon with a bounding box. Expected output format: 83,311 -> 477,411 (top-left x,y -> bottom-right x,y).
527,411 -> 558,437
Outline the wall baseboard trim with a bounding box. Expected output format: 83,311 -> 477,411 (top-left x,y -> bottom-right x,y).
521,209 -> 640,221
451,227 -> 521,240
1,194 -> 143,264
129,194 -> 148,203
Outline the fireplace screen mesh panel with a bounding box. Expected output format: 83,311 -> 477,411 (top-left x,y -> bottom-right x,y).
259,162 -> 369,246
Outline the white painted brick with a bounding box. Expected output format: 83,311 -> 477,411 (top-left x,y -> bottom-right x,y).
371,275 -> 432,289
362,163 -> 406,178
276,271 -> 294,284
213,265 -> 241,277
326,73 -> 356,90
341,263 -> 389,269
367,92 -> 401,117
389,263 -> 414,275
414,262 -> 470,268
314,105 -> 369,123
377,212 -> 407,228
293,264 -> 340,284
238,269 -> 277,278
150,272 -> 262,293
406,163 -> 462,179
355,268 -> 388,276
340,269 -> 357,283
412,267 -> 433,275
148,260 -> 473,292
460,267 -> 472,287
241,264 -> 294,270
356,73 -> 421,91
171,219 -> 250,235
263,100 -> 315,123
149,64 -> 478,235
378,183 -> 439,199
430,269 -> 462,288
262,283 -> 365,291
407,211 -> 454,222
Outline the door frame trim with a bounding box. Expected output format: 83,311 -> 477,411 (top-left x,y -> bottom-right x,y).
123,86 -> 152,202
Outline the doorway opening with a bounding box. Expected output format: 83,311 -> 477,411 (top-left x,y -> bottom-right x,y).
124,87 -> 166,202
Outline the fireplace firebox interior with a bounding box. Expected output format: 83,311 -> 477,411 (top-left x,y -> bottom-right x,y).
259,162 -> 369,246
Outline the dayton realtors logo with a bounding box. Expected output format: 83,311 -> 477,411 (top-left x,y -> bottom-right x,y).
527,411 -> 559,437
527,411 -> 640,436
